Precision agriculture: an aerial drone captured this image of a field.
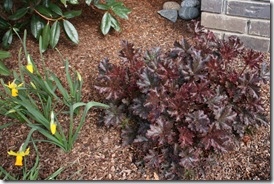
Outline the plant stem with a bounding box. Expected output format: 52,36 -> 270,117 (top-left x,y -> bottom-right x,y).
34,9 -> 64,22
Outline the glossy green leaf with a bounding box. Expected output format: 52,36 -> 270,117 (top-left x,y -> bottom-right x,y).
68,0 -> 79,4
94,3 -> 109,10
0,17 -> 9,29
110,15 -> 121,32
35,5 -> 53,18
50,21 -> 60,48
31,15 -> 45,39
60,0 -> 67,7
2,29 -> 13,49
85,0 -> 92,6
101,12 -> 111,35
41,0 -> 50,7
40,23 -> 50,53
4,0 -> 13,12
48,3 -> 63,16
63,20 -> 79,44
8,7 -> 28,20
112,6 -> 131,19
105,0 -> 116,5
63,10 -> 82,19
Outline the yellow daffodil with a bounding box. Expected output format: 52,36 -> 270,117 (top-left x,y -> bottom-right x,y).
26,54 -> 34,73
26,64 -> 33,73
5,81 -> 23,97
8,147 -> 30,166
50,111 -> 56,135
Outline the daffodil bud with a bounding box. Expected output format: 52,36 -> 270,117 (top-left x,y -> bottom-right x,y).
76,71 -> 82,82
50,111 -> 56,135
26,54 -> 34,73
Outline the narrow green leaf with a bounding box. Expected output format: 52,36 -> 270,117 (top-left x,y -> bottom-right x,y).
0,50 -> 11,59
71,101 -> 109,143
39,36 -> 43,55
8,7 -> 28,20
0,122 -> 15,129
50,21 -> 60,48
63,10 -> 82,19
31,15 -> 45,39
0,61 -> 11,76
45,167 -> 65,180
2,29 -> 13,49
101,12 -> 111,35
63,20 -> 79,44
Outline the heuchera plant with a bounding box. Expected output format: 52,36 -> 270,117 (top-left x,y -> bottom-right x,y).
95,22 -> 269,179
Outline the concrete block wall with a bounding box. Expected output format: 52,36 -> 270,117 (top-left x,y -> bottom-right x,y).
200,0 -> 270,52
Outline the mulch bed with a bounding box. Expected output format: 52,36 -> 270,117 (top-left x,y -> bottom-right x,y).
0,0 -> 270,180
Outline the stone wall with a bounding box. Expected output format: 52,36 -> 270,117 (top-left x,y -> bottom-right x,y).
200,0 -> 270,52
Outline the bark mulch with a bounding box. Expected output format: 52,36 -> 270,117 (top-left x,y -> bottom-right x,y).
0,0 -> 270,180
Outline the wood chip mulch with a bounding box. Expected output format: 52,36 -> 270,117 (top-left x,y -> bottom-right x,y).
0,0 -> 270,180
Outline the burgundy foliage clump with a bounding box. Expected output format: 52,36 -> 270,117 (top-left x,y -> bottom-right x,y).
95,22 -> 269,179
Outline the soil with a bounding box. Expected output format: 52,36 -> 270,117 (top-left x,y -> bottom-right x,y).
0,0 -> 271,180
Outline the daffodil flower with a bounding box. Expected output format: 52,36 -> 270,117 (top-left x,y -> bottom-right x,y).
8,147 -> 30,166
26,54 -> 34,73
5,81 -> 23,97
50,111 -> 56,135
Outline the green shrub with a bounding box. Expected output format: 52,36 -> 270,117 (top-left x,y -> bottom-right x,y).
0,0 -> 131,52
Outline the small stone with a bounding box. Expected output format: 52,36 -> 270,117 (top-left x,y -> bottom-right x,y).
163,1 -> 181,11
158,9 -> 178,23
179,6 -> 200,20
181,0 -> 200,8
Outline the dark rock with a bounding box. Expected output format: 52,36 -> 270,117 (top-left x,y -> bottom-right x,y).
181,0 -> 200,8
179,6 -> 200,20
158,9 -> 178,23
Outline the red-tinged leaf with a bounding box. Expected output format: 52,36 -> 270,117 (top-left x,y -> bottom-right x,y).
238,73 -> 261,99
243,49 -> 264,69
144,150 -> 160,168
213,106 -> 237,130
201,127 -> 234,152
186,110 -> 210,134
178,127 -> 195,148
119,40 -> 140,62
179,148 -> 201,169
146,117 -> 175,145
130,97 -> 149,119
